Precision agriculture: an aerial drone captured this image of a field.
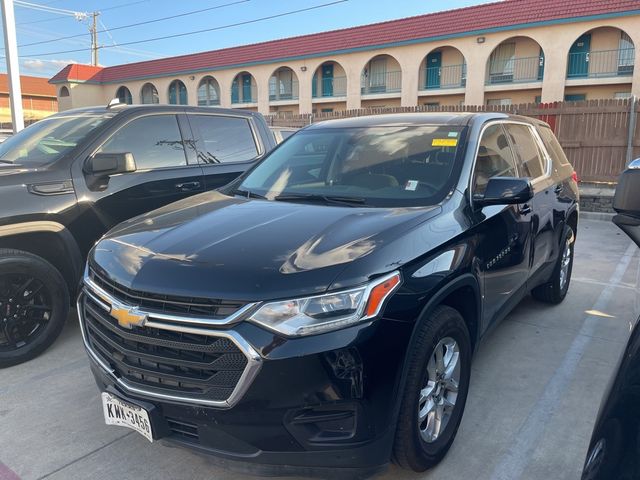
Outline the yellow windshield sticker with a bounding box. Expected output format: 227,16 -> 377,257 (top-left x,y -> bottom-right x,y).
432,138 -> 458,147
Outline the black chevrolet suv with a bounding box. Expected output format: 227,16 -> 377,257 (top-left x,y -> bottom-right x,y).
0,104 -> 275,367
79,113 -> 578,477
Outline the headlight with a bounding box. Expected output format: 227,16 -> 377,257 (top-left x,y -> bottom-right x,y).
249,272 -> 401,337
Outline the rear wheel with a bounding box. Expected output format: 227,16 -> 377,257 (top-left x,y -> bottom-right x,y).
392,305 -> 471,471
0,249 -> 69,368
532,225 -> 574,304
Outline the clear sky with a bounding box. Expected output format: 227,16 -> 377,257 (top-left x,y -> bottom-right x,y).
0,0 -> 496,78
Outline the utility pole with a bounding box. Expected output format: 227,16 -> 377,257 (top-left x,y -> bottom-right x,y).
1,0 -> 24,132
90,11 -> 100,66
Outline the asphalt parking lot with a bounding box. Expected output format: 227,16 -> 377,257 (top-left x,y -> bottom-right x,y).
1,217 -> 638,480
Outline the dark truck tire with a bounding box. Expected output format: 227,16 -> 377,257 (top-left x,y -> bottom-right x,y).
532,225 -> 575,304
0,249 -> 69,368
392,305 -> 472,471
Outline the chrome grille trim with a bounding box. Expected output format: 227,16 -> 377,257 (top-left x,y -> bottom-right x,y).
78,274 -> 262,409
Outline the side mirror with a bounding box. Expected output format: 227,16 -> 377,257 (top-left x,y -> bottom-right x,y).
85,152 -> 136,176
613,158 -> 640,217
474,177 -> 533,207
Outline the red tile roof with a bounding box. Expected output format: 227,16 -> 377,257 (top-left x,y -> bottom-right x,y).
50,0 -> 640,84
0,74 -> 56,97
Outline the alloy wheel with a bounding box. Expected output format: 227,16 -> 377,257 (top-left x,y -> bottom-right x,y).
559,237 -> 572,291
0,274 -> 53,351
418,336 -> 461,443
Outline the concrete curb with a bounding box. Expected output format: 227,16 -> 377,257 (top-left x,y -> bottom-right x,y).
579,211 -> 615,222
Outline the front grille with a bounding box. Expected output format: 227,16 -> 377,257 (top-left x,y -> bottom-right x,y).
81,292 -> 250,403
88,266 -> 244,319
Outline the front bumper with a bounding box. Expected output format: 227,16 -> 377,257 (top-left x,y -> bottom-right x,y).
78,290 -> 413,475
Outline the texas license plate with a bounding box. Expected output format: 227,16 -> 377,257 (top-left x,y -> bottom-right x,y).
101,392 -> 153,442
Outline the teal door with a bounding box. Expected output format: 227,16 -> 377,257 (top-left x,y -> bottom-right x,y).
322,64 -> 334,97
231,79 -> 239,103
242,74 -> 252,102
312,72 -> 318,98
568,34 -> 591,78
426,51 -> 442,89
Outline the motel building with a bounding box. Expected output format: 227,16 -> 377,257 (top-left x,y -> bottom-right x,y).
51,0 -> 640,116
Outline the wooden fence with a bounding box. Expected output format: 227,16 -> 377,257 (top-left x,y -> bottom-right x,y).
267,99 -> 640,184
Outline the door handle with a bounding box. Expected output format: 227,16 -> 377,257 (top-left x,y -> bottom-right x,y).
519,204 -> 532,215
175,181 -> 201,191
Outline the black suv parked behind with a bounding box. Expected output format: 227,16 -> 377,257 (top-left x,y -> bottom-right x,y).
79,113 -> 578,477
0,104 -> 275,367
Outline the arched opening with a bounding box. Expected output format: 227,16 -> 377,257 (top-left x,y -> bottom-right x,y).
197,76 -> 220,106
168,80 -> 188,105
231,72 -> 257,104
140,83 -> 159,104
361,54 -> 402,95
567,27 -> 635,80
59,86 -> 69,97
116,86 -> 132,104
486,36 -> 545,85
269,67 -> 299,102
419,46 -> 466,90
312,61 -> 347,99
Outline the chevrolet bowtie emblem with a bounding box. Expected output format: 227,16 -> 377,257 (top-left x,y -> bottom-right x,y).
110,304 -> 147,329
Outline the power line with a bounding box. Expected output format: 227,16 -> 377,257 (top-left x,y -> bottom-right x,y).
20,0 -> 349,57
16,0 -> 150,26
17,0 -> 251,48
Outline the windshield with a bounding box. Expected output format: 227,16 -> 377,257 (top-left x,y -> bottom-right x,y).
240,125 -> 466,207
0,113 -> 115,167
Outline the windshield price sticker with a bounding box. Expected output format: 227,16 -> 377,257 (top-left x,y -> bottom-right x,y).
432,138 -> 458,147
405,180 -> 419,191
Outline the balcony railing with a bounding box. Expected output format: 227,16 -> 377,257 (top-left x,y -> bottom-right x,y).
567,48 -> 635,79
423,64 -> 466,90
486,56 -> 544,85
361,70 -> 402,95
269,80 -> 299,101
312,76 -> 347,98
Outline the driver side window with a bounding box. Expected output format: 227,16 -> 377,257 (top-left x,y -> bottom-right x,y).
472,124 -> 517,196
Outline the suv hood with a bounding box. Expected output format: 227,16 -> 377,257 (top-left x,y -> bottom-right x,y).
91,191 -> 440,301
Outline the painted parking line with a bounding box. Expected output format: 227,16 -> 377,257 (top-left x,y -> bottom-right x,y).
0,462 -> 20,480
490,241 -> 637,480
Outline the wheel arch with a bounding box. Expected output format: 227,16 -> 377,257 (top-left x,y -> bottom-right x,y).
0,222 -> 83,301
387,273 -> 481,451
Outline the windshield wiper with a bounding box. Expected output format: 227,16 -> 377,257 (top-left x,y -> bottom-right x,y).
232,188 -> 267,200
275,193 -> 368,207
0,160 -> 14,165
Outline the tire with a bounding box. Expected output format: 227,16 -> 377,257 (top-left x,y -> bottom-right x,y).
531,225 -> 575,304
392,305 -> 472,471
0,249 -> 69,368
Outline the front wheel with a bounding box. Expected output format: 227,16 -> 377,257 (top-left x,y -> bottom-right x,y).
392,305 -> 472,471
0,249 -> 69,368
532,225 -> 575,304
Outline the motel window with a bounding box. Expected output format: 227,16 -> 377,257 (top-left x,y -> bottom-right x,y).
141,83 -> 159,104
619,32 -> 635,70
59,86 -> 69,97
488,42 -> 516,82
168,80 -> 188,105
116,86 -> 132,105
198,77 -> 220,106
614,92 -> 632,99
487,98 -> 512,106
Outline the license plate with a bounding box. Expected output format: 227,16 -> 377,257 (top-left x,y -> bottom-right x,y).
101,392 -> 153,442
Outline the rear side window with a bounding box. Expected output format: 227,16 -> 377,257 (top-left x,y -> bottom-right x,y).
97,115 -> 187,170
504,124 -> 547,179
472,124 -> 518,196
189,115 -> 258,164
537,126 -> 570,166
